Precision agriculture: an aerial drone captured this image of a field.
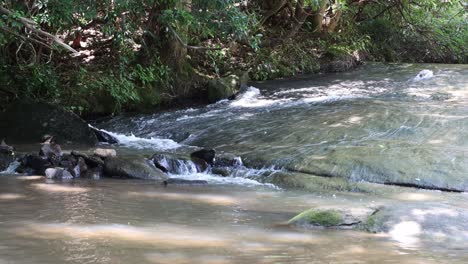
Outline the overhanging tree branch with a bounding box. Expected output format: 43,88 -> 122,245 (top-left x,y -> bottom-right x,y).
0,7 -> 78,54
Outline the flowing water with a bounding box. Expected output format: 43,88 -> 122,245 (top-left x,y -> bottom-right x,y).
1,63 -> 468,263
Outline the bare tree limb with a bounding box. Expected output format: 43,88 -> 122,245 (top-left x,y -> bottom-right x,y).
0,26 -> 51,48
0,6 -> 78,54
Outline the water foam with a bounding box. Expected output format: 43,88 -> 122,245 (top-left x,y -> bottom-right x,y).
230,87 -> 289,108
413,70 -> 434,81
91,125 -> 181,150
169,172 -> 276,187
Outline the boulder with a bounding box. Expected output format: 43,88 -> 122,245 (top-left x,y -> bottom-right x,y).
90,127 -> 119,144
45,168 -> 73,180
0,100 -> 98,145
289,207 -> 376,228
71,151 -> 105,167
94,148 -> 117,158
39,137 -> 63,166
103,156 -> 168,180
19,154 -> 51,175
214,153 -> 243,167
0,140 -> 15,171
191,149 -> 215,165
207,75 -> 241,103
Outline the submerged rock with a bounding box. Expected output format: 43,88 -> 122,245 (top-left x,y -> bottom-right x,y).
289,207 -> 376,228
0,101 -> 98,145
164,178 -> 208,185
265,171 -> 371,193
104,157 -> 168,180
289,209 -> 344,227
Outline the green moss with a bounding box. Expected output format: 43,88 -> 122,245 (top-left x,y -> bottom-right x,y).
363,209 -> 384,233
288,209 -> 343,227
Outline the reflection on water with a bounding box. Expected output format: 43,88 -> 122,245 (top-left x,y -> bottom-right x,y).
31,183 -> 90,193
1,176 -> 468,263
1,63 -> 468,263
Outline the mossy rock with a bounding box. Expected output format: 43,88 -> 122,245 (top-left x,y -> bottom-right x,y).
288,209 -> 343,227
207,75 -> 240,103
288,207 -> 378,229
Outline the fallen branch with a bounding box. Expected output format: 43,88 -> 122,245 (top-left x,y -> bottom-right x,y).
0,6 -> 78,54
0,26 -> 51,49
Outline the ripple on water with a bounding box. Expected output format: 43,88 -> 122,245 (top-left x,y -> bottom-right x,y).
31,183 -> 90,193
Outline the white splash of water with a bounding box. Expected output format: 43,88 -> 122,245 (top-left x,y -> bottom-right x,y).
90,125 -> 181,150
230,87 -> 289,108
413,70 -> 434,81
169,172 -> 277,187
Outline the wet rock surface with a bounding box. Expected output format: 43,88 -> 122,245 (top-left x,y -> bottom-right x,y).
0,141 -> 15,171
90,127 -> 119,144
288,207 -> 377,228
190,149 -> 216,165
104,156 -> 168,180
0,101 -> 98,145
207,75 -> 241,103
93,148 -> 117,158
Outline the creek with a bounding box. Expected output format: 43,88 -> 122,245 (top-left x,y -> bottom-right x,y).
1,63 -> 467,263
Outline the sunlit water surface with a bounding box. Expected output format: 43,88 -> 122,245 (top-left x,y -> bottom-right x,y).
1,63 -> 468,263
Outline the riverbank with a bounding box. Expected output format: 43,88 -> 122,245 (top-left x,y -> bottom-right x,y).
1,1 -> 465,117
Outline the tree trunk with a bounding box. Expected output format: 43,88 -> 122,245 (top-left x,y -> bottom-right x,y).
310,0 -> 328,33
141,0 -> 189,73
160,1 -> 190,73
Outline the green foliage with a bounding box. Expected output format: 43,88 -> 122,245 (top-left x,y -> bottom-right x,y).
160,0 -> 260,48
357,0 -> 467,63
251,41 -> 320,81
0,0 -> 466,114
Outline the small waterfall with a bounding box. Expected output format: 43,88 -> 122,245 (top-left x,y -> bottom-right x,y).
152,154 -> 202,175
169,159 -> 200,175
